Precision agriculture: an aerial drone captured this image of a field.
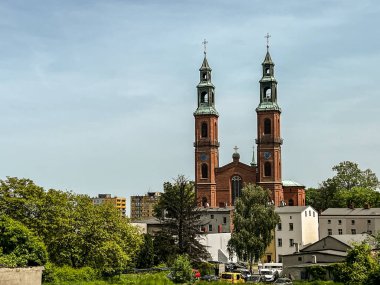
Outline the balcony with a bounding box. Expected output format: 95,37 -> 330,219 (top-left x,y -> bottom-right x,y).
194,139 -> 220,147
256,136 -> 283,145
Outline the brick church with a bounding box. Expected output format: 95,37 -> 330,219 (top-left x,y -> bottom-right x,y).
194,45 -> 305,208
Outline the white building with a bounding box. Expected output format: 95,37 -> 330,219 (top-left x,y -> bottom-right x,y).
319,207 -> 380,239
275,206 -> 319,262
199,233 -> 237,263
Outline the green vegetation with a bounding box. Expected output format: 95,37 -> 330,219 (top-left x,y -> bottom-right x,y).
227,184 -> 280,273
154,175 -> 209,263
306,161 -> 380,211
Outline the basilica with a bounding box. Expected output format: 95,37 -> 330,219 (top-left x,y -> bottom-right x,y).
193,45 -> 305,208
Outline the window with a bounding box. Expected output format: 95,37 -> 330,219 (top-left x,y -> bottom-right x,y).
264,118 -> 271,134
290,216 -> 292,219
264,88 -> 271,100
202,72 -> 207,80
223,217 -> 227,224
289,223 -> 294,231
338,229 -> 342,235
328,229 -> 332,235
208,224 -> 213,232
278,223 -> 282,231
338,220 -> 342,225
288,199 -> 294,206
351,220 -> 355,225
351,229 -> 356,234
289,239 -> 294,247
298,257 -> 302,261
210,214 -> 214,219
328,220 -> 331,224
231,176 -> 242,204
265,68 -> 270,74
201,122 -> 208,138
313,212 -> 315,217
368,220 -> 371,224
201,91 -> 208,103
305,211 -> 307,217
278,238 -> 282,247
309,210 -> 311,216
264,162 -> 272,176
201,163 -> 208,178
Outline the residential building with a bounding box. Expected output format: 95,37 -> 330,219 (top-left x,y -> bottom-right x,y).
130,192 -> 161,220
281,234 -> 374,280
193,45 -> 305,208
275,206 -> 319,262
199,207 -> 233,233
319,207 -> 380,239
92,194 -> 126,216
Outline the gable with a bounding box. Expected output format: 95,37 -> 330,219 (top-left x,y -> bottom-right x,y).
301,236 -> 350,252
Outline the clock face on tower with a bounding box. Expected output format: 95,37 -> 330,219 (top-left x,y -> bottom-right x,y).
263,151 -> 271,160
200,153 -> 208,161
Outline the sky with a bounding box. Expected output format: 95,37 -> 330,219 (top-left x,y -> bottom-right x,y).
1,0 -> 379,207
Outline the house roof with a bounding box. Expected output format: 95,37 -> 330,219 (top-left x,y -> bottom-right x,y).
281,249 -> 347,257
275,206 -> 310,213
321,208 -> 380,216
330,234 -> 374,247
282,180 -> 304,187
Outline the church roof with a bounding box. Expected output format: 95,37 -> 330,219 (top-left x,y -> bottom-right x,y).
262,51 -> 274,65
282,180 -> 304,187
200,57 -> 211,70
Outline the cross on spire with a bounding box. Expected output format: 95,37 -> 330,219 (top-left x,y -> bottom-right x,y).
265,33 -> 271,51
234,146 -> 239,153
202,39 -> 208,56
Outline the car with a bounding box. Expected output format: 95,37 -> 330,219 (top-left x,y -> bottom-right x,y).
259,269 -> 276,282
245,274 -> 265,283
220,272 -> 245,283
274,277 -> 293,285
200,274 -> 219,282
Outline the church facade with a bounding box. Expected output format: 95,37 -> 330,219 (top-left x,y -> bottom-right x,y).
193,47 -> 305,208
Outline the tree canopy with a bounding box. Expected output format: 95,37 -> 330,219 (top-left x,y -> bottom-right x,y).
306,161 -> 380,212
154,175 -> 209,263
227,184 -> 279,273
0,177 -> 142,275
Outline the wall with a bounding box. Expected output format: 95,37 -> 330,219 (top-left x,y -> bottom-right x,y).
0,267 -> 44,285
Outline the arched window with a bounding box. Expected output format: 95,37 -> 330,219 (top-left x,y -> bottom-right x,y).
202,197 -> 208,207
265,87 -> 271,100
288,199 -> 294,206
201,122 -> 208,138
264,119 -> 271,134
231,176 -> 242,204
266,68 -> 270,74
201,91 -> 208,103
264,162 -> 271,177
201,164 -> 208,178
202,73 -> 207,80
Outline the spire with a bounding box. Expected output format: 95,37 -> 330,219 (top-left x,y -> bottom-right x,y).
251,143 -> 257,167
263,33 -> 274,65
200,39 -> 211,71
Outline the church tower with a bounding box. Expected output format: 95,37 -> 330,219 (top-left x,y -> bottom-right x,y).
194,44 -> 219,207
256,43 -> 284,206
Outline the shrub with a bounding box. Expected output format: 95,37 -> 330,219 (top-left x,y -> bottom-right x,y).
170,255 -> 193,283
43,265 -> 99,282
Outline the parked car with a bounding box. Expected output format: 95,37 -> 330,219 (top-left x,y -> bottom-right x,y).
220,272 -> 245,283
200,274 -> 219,282
245,274 -> 265,283
259,269 -> 276,282
274,278 -> 293,285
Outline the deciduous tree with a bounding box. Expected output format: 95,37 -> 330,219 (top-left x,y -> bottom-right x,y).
227,184 -> 279,273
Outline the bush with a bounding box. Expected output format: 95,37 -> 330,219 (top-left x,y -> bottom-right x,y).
170,255 -> 193,283
43,265 -> 99,282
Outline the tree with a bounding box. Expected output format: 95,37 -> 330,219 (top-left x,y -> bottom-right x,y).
136,234 -> 155,268
0,215 -> 48,267
227,184 -> 280,273
306,161 -> 380,211
154,175 -> 209,262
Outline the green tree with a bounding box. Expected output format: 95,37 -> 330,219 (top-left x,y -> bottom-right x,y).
170,255 -> 194,284
0,215 -> 48,267
136,233 -> 155,268
154,175 -> 209,262
227,184 -> 280,273
306,161 -> 380,211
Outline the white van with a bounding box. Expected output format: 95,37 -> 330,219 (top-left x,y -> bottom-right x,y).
263,263 -> 283,275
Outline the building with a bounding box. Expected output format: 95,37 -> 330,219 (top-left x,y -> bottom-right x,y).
193,45 -> 305,208
199,207 -> 233,233
275,205 -> 319,262
92,194 -> 127,216
281,234 -> 374,280
319,206 -> 380,239
130,192 -> 161,220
